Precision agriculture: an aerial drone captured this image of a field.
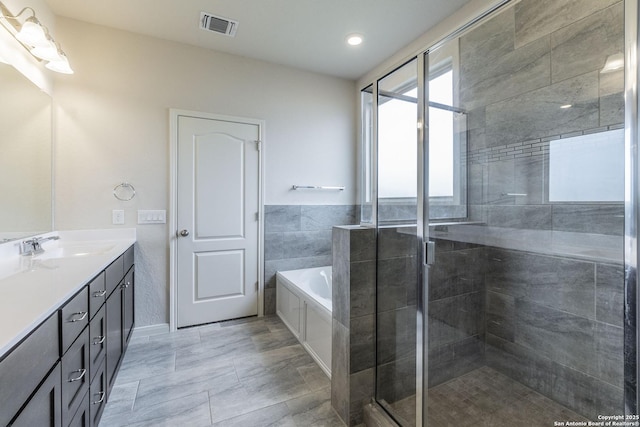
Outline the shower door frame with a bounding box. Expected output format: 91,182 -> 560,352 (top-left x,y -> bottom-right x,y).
625,0 -> 639,415
368,0 -> 640,424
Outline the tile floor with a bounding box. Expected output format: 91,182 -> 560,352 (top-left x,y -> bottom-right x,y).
101,315 -> 589,427
99,315 -> 346,427
386,366 -> 588,427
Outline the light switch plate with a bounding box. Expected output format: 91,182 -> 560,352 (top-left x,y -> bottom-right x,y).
138,210 -> 166,224
112,210 -> 125,225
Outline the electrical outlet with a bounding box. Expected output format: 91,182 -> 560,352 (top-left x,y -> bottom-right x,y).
112,210 -> 125,225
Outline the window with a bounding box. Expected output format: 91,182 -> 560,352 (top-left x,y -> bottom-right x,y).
548,128 -> 624,202
360,55 -> 468,225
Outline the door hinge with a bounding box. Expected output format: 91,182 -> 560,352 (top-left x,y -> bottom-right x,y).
255,281 -> 259,292
254,140 -> 262,151
255,212 -> 259,222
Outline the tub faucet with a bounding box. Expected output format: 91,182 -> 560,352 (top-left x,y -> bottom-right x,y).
20,236 -> 60,256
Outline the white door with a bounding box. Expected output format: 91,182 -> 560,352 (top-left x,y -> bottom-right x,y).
176,114 -> 261,328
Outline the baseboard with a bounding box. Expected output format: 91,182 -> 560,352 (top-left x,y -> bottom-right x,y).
131,323 -> 170,338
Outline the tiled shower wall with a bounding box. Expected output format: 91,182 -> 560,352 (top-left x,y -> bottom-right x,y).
463,0 -> 625,234
375,226 -> 418,408
263,205 -> 357,314
485,247 -> 624,419
332,226 -> 376,426
428,239 -> 485,388
449,0 -> 626,419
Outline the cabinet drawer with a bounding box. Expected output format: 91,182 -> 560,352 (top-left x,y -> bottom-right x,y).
61,327 -> 89,427
124,245 -> 134,275
10,363 -> 62,427
0,313 -> 59,427
89,361 -> 107,427
88,272 -> 106,320
67,390 -> 89,427
61,287 -> 89,355
89,304 -> 106,383
106,255 -> 124,297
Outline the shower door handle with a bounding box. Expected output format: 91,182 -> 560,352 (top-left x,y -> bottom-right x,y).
424,240 -> 435,265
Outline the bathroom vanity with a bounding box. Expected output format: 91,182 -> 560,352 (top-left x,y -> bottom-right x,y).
0,229 -> 136,427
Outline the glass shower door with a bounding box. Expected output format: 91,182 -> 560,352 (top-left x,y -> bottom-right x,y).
371,2 -> 630,425
423,0 -> 627,425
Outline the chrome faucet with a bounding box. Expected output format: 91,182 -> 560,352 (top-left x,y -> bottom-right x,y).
20,236 -> 60,256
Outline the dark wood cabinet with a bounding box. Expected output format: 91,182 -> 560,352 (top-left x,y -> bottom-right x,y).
123,266 -> 135,347
10,363 -> 62,427
67,391 -> 89,427
61,288 -> 89,355
106,281 -> 123,393
89,361 -> 107,427
89,304 -> 107,383
61,327 -> 90,426
88,272 -> 106,320
0,313 -> 59,426
1,244 -> 134,427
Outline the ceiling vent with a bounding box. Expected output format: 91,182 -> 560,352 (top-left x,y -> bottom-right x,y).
200,12 -> 238,37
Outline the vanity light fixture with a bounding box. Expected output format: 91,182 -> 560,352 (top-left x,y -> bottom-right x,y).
0,1 -> 73,74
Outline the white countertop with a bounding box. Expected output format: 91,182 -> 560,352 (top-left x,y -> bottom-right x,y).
0,229 -> 136,358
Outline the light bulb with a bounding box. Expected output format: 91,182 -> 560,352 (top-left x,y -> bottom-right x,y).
31,39 -> 62,62
46,53 -> 73,74
15,17 -> 49,47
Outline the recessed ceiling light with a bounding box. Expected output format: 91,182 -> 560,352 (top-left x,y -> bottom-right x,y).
346,34 -> 363,46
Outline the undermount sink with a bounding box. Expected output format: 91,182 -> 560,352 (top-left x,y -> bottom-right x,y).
34,242 -> 116,260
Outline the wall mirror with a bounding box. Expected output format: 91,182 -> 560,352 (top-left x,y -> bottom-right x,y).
0,62 -> 52,242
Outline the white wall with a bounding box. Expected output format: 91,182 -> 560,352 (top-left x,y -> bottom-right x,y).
53,18 -> 356,327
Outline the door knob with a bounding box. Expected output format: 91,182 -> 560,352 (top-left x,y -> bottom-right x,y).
178,229 -> 189,237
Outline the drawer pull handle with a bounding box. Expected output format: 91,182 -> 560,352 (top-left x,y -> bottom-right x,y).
68,368 -> 86,382
93,290 -> 107,298
69,312 -> 88,323
93,335 -> 106,345
92,391 -> 106,405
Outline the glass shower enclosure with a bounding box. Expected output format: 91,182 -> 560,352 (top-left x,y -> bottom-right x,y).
365,0 -> 636,425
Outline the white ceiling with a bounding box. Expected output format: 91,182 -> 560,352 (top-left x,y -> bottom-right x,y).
43,0 -> 470,80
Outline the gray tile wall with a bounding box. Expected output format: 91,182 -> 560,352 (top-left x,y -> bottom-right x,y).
264,205 -> 357,314
331,225 -> 376,426
375,226 -> 418,405
461,0 -> 625,235
484,247 -> 624,419
453,1 -> 624,416
427,239 -> 485,388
